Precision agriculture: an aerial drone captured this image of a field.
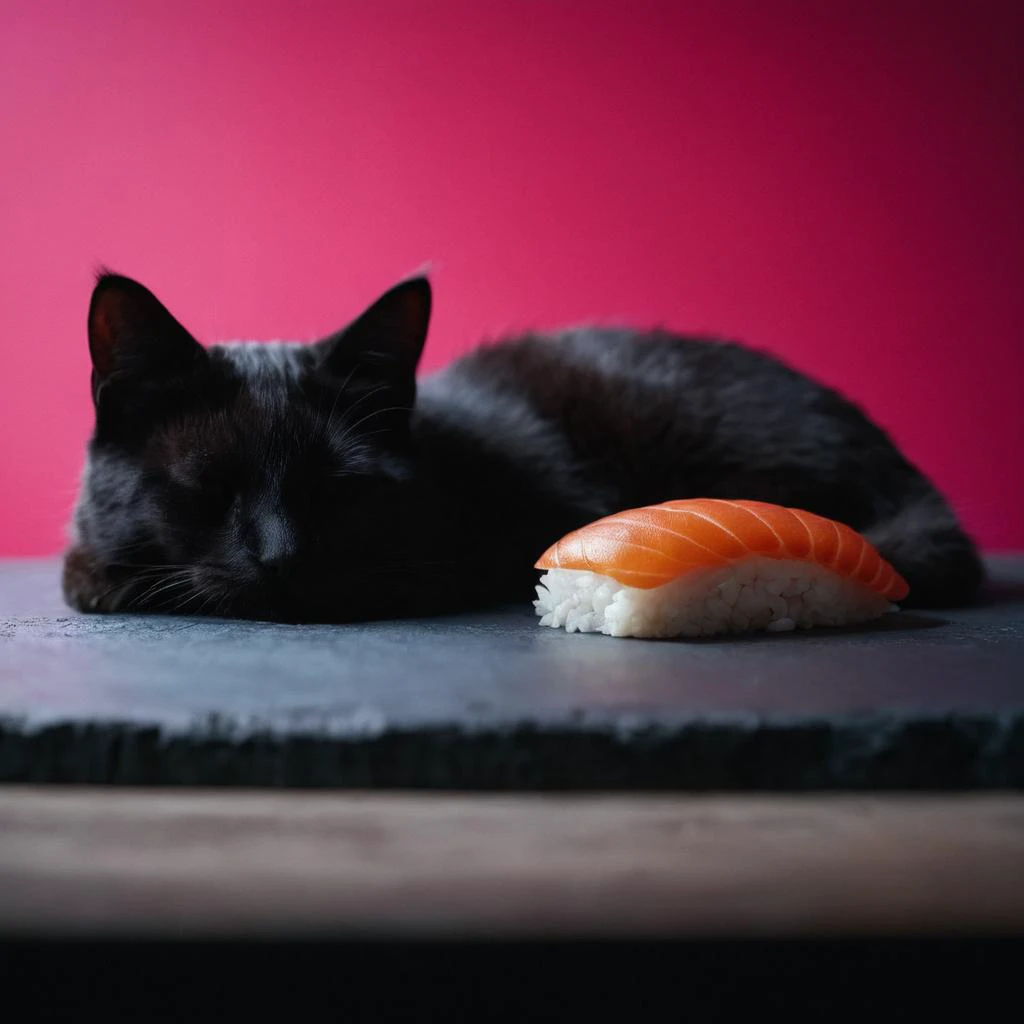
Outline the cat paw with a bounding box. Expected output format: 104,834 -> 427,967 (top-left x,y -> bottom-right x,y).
62,546 -> 113,613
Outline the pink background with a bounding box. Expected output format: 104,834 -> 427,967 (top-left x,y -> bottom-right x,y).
1,0 -> 1021,555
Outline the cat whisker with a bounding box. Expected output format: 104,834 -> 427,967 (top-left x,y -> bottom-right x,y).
329,404 -> 412,450
89,564 -> 191,612
337,382 -> 390,420
316,377 -> 388,447
170,585 -> 218,616
126,570 -> 195,611
325,384 -> 393,440
316,364 -> 360,437
200,587 -> 230,618
90,579 -> 136,612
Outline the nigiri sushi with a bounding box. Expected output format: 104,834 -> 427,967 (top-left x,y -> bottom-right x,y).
533,499 -> 908,638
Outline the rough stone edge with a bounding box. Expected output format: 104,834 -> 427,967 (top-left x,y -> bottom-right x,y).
1,712 -> 1022,790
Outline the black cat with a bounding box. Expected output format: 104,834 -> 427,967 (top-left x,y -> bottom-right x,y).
63,272 -> 983,621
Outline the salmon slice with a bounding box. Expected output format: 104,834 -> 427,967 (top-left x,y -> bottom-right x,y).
535,498 -> 909,602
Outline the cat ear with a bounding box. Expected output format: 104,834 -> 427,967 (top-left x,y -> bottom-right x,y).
88,273 -> 207,404
316,277 -> 431,380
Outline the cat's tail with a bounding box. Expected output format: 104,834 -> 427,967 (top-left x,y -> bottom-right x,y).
863,488 -> 984,608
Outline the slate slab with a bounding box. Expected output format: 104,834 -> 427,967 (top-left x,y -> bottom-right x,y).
1,557 -> 1022,789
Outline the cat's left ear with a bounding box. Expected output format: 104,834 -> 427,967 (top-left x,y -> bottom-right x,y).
316,277 -> 431,381
87,272 -> 207,406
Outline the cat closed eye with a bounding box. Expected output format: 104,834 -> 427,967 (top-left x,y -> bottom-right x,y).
168,465 -> 237,506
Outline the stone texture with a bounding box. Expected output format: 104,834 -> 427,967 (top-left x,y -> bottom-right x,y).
1,557 -> 1022,788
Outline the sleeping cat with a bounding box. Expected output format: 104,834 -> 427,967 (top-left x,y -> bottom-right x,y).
63,272 -> 983,621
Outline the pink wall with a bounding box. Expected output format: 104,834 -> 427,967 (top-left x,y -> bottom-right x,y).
1,0 -> 1021,555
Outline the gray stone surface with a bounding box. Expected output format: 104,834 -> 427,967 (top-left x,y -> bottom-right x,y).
1,557 -> 1022,788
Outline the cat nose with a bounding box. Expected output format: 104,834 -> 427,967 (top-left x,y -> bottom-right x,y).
243,514 -> 296,576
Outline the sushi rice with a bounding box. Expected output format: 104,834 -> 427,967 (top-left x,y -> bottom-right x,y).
534,555 -> 898,639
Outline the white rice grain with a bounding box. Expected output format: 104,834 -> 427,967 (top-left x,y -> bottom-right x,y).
533,556 -> 897,639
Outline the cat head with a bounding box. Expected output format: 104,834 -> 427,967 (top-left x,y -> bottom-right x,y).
66,271 -> 441,621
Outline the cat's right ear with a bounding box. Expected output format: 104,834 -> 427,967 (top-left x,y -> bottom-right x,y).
88,273 -> 207,407
315,277 -> 432,384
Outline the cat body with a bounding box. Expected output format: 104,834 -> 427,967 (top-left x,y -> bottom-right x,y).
63,274 -> 982,621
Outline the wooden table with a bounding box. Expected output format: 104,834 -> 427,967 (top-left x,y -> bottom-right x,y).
2,789 -> 1022,937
